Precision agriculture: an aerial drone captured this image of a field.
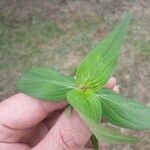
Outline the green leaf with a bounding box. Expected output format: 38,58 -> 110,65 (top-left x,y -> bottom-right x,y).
91,134 -> 99,150
81,114 -> 139,144
67,89 -> 101,122
76,12 -> 132,90
17,68 -> 76,101
97,88 -> 150,129
67,89 -> 101,149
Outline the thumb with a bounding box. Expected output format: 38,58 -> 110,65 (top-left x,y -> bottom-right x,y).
32,110 -> 92,150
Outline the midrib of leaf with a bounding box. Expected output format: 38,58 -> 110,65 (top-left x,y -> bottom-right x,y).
24,68 -> 76,88
20,85 -> 71,91
21,79 -> 75,88
99,92 -> 150,127
99,94 -> 141,126
101,99 -> 142,127
98,89 -> 140,105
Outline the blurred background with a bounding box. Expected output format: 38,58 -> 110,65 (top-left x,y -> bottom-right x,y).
0,0 -> 149,149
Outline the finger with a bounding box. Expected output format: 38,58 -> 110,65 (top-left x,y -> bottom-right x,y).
0,93 -> 67,143
106,77 -> 117,89
0,143 -> 30,150
32,110 -> 91,150
0,93 -> 67,129
113,85 -> 119,93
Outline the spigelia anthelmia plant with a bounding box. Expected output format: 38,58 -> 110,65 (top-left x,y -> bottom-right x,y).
17,12 -> 150,150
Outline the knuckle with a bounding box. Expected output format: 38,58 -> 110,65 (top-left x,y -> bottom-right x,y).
58,128 -> 84,150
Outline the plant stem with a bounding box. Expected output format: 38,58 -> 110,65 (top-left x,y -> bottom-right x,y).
91,134 -> 99,150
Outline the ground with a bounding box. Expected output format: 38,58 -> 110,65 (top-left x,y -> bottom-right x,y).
0,0 -> 150,149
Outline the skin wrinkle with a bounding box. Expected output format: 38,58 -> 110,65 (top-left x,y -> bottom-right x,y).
52,124 -> 83,150
0,141 -> 15,144
56,111 -> 91,150
2,124 -> 23,131
59,128 -> 84,150
55,129 -> 66,150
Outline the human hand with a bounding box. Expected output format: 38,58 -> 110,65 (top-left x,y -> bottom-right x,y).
0,77 -> 118,150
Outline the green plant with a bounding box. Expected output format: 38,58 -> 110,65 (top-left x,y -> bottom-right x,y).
17,12 -> 150,149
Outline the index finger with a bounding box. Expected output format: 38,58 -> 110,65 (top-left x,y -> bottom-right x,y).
0,93 -> 67,129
